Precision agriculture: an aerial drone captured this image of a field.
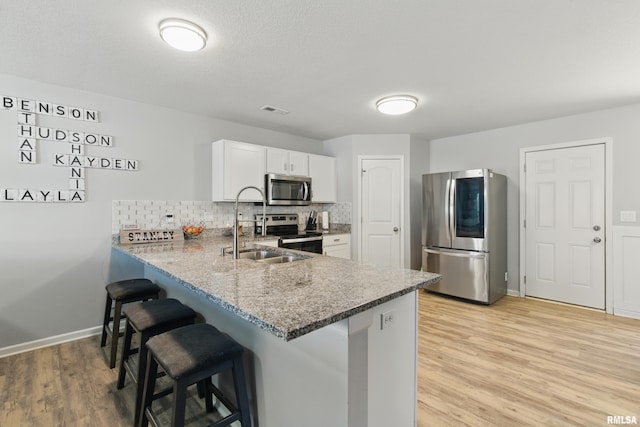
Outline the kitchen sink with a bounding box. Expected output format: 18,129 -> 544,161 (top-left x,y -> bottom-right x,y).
237,248 -> 310,263
257,255 -> 310,264
238,249 -> 280,260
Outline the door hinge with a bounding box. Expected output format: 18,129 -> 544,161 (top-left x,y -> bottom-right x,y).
523,219 -> 526,228
524,275 -> 527,284
524,163 -> 526,173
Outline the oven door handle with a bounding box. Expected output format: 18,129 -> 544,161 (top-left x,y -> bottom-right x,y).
279,236 -> 323,244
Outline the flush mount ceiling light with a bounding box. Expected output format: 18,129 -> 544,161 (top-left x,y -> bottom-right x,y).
375,95 -> 418,115
159,18 -> 207,52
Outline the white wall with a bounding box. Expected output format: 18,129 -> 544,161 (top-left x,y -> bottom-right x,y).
409,136 -> 429,270
0,74 -> 321,350
429,102 -> 640,294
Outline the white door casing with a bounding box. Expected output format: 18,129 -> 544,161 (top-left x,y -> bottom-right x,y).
522,142 -> 607,309
359,156 -> 403,268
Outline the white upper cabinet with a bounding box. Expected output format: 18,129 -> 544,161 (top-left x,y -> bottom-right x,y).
213,140 -> 336,203
309,154 -> 336,203
212,140 -> 266,201
266,147 -> 309,176
289,151 -> 309,176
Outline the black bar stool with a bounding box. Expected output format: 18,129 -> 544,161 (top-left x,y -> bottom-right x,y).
139,323 -> 251,427
100,278 -> 161,368
117,298 -> 198,426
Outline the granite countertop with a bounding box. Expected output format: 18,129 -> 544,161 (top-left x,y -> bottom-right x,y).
112,236 -> 440,341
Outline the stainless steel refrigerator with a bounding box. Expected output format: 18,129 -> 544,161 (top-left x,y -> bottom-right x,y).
421,169 -> 507,304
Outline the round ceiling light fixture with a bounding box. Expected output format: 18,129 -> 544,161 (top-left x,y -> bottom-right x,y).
375,95 -> 418,115
159,18 -> 207,52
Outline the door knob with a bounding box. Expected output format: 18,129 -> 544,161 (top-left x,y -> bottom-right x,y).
593,225 -> 601,231
393,227 -> 399,232
593,237 -> 602,243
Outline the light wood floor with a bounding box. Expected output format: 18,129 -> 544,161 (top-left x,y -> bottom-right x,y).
1,291 -> 639,426
418,292 -> 640,426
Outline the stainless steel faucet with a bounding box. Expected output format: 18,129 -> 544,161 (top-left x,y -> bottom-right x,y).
233,186 -> 267,259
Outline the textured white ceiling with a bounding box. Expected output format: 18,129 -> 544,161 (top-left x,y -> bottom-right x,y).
2,0 -> 640,141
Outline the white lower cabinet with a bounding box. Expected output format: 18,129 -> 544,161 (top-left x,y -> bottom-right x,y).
323,234 -> 351,259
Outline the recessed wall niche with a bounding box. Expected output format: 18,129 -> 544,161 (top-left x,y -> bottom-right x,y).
2,95 -> 140,202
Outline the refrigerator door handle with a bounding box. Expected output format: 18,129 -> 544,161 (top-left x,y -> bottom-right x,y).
447,178 -> 455,244
424,247 -> 486,259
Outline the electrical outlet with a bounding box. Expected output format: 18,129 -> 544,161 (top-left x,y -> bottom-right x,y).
165,213 -> 174,224
620,210 -> 636,222
381,311 -> 395,330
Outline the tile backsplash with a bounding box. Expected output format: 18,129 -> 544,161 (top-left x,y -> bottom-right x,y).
112,200 -> 352,234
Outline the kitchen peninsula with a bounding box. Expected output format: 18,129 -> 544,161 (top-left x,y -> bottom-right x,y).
112,236 -> 440,427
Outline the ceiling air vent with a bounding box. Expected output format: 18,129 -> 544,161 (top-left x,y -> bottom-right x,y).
260,105 -> 290,115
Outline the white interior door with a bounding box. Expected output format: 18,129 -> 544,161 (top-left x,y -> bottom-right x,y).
360,158 -> 402,268
524,144 -> 605,309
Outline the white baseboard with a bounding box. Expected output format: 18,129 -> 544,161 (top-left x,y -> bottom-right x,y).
507,289 -> 521,297
0,326 -> 102,359
613,308 -> 640,320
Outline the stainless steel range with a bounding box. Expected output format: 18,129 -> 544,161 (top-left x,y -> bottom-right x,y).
255,213 -> 323,254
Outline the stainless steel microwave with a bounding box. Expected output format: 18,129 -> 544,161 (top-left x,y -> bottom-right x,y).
265,173 -> 312,206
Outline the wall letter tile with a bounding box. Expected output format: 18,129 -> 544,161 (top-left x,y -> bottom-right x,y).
55,190 -> 69,202
84,109 -> 99,122
18,138 -> 36,150
68,131 -> 84,144
70,190 -> 84,202
69,179 -> 85,190
2,97 -> 16,110
18,112 -> 35,125
70,167 -> 84,178
3,188 -> 19,201
18,124 -> 34,138
84,133 -> 98,145
19,189 -> 36,202
18,150 -> 36,164
35,102 -> 53,115
70,144 -> 84,154
54,129 -> 68,142
69,107 -> 83,120
37,190 -> 54,202
99,135 -> 113,147
53,104 -> 68,118
18,99 -> 35,112
53,154 -> 68,166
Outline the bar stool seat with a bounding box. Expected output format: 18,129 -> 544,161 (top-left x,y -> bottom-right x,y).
140,323 -> 251,427
100,278 -> 161,368
117,298 -> 197,426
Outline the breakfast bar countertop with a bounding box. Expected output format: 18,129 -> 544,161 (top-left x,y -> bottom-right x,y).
112,236 -> 440,341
